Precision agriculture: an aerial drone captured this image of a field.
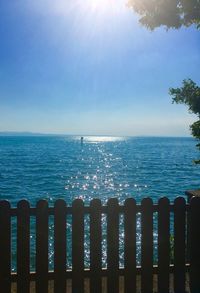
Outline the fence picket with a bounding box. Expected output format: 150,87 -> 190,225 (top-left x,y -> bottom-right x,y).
72,199 -> 84,293
158,197 -> 170,293
190,196 -> 200,293
54,199 -> 66,293
107,198 -> 119,293
0,201 -> 11,293
36,200 -> 48,293
0,197 -> 196,292
141,198 -> 153,293
174,197 -> 186,293
17,200 -> 30,293
90,199 -> 102,293
124,198 -> 136,293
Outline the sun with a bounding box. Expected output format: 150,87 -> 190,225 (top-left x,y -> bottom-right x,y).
84,0 -> 122,15
88,0 -> 111,12
37,0 -> 126,20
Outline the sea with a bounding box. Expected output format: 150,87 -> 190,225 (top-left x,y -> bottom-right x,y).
0,135 -> 200,270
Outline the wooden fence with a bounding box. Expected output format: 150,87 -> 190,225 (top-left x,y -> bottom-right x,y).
0,196 -> 200,293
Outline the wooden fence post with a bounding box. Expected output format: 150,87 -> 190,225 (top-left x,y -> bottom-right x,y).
36,200 -> 49,293
90,199 -> 102,293
72,199 -> 84,293
17,200 -> 30,293
0,201 -> 11,293
174,197 -> 186,293
190,196 -> 200,293
124,198 -> 136,293
158,197 -> 170,293
107,198 -> 119,293
54,199 -> 66,293
141,197 -> 153,293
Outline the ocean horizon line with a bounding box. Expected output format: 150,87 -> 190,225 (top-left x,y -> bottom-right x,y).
0,131 -> 192,139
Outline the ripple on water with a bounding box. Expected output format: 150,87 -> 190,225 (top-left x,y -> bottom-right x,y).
0,135 -> 200,270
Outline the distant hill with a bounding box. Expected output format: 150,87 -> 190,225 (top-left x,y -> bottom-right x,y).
0,131 -> 52,136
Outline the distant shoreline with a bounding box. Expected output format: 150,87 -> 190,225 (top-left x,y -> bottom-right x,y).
0,132 -> 192,138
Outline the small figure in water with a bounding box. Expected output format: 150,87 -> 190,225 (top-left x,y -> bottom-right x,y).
81,137 -> 84,145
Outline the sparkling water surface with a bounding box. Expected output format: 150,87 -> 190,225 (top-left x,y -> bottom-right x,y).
0,135 -> 200,271
0,135 -> 200,204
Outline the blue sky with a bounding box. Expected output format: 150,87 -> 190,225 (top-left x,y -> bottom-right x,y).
0,0 -> 199,136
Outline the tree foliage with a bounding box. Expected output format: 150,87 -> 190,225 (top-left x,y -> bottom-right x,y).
169,79 -> 200,163
170,79 -> 200,115
128,0 -> 200,162
128,0 -> 200,30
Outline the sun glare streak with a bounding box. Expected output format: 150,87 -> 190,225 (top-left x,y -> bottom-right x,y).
73,136 -> 126,143
33,0 -> 127,18
86,0 -> 119,14
26,0 -> 131,55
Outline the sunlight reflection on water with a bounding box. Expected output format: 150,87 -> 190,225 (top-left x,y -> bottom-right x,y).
1,135 -> 199,271
73,135 -> 126,143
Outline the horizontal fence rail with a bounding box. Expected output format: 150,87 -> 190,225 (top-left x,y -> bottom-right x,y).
0,196 -> 200,293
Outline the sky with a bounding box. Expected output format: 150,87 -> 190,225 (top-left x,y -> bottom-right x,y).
0,0 -> 200,136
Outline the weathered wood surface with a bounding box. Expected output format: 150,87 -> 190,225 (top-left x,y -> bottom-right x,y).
107,198 -> 119,293
90,199 -> 102,293
124,198 -> 136,293
190,196 -> 200,293
36,200 -> 49,293
72,199 -> 84,293
17,200 -> 30,293
141,198 -> 153,293
0,201 -> 11,293
0,197 -> 199,293
54,200 -> 66,293
174,197 -> 186,293
158,197 -> 170,293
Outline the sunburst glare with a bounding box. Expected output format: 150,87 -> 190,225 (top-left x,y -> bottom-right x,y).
31,0 -> 127,18
85,0 -> 120,14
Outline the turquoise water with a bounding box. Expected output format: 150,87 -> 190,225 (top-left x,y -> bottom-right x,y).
0,135 -> 200,271
0,135 -> 200,205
